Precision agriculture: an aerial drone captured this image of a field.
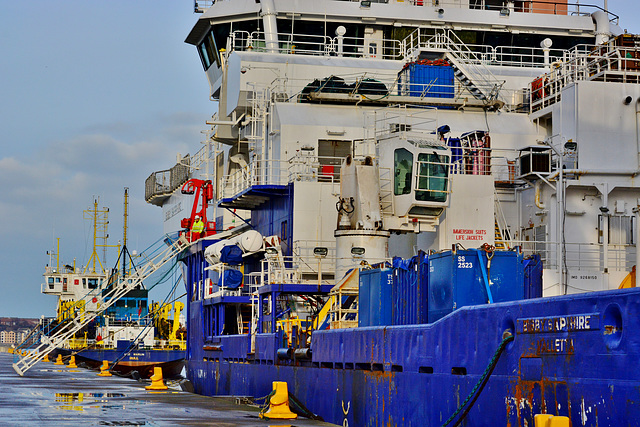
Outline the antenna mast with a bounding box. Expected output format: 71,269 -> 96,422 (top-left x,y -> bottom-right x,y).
122,187 -> 129,277
83,198 -> 109,274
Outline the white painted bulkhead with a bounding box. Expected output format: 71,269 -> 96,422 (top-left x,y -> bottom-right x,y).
524,80 -> 640,294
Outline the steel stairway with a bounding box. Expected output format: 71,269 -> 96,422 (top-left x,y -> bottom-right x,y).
403,28 -> 505,103
12,234 -> 190,376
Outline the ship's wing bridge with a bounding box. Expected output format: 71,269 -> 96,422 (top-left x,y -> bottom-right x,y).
12,234 -> 193,376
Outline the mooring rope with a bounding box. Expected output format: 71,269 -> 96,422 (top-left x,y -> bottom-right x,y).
442,332 -> 515,427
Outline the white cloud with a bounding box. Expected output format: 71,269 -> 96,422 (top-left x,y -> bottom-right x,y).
0,112 -> 207,317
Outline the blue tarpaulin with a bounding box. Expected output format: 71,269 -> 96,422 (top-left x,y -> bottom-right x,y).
220,245 -> 243,265
219,269 -> 243,289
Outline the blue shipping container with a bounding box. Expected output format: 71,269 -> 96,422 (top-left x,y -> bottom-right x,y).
428,249 -> 524,323
392,252 -> 429,325
398,64 -> 455,98
523,254 -> 543,299
358,268 -> 393,327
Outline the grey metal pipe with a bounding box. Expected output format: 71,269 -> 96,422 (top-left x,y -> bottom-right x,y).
260,0 -> 279,53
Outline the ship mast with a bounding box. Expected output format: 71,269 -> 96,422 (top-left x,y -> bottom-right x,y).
83,198 -> 109,274
122,187 -> 129,278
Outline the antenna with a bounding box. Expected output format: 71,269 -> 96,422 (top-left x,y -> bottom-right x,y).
123,187 -> 129,249
122,187 -> 129,278
83,198 -> 109,274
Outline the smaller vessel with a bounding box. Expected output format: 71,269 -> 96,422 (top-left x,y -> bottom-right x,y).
28,190 -> 186,378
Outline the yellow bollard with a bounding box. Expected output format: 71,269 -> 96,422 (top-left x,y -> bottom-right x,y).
534,414 -> 553,427
43,354 -> 50,362
145,367 -> 168,390
68,355 -> 77,368
54,354 -> 64,365
259,381 -> 297,420
548,416 -> 570,427
97,360 -> 112,377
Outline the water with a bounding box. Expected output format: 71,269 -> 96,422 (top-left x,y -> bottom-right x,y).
0,352 -> 333,426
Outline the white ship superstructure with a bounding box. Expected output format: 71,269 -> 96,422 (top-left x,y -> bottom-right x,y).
145,0 -> 640,296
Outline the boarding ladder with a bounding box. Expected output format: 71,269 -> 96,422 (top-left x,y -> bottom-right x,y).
14,320 -> 52,350
494,190 -> 512,250
12,235 -> 191,376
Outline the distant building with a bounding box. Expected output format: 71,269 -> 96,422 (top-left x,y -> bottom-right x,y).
0,330 -> 16,344
16,329 -> 30,344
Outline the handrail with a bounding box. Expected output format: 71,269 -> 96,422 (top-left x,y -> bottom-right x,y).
230,30 -> 403,60
514,239 -> 635,271
493,188 -> 513,249
403,28 -> 506,102
530,43 -> 640,113
334,0 -> 618,24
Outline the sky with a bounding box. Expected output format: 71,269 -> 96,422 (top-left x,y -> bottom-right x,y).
0,1 -> 212,317
0,1 -> 639,318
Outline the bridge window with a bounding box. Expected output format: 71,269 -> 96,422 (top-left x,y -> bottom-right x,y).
198,31 -> 220,71
415,152 -> 449,202
394,148 -> 413,195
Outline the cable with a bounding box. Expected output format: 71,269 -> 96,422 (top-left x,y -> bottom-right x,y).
441,332 -> 514,427
110,275 -> 184,372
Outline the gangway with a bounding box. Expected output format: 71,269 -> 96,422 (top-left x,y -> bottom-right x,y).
12,234 -> 191,376
13,319 -> 51,350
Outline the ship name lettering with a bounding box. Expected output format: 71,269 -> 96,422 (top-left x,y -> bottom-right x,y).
517,313 -> 599,334
536,337 -> 575,355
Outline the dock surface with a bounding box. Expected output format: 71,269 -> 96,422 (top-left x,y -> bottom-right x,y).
0,352 -> 335,426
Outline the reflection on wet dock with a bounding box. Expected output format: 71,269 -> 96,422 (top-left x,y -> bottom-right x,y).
0,352 -> 335,426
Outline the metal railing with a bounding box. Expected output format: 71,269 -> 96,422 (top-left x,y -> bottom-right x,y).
371,104 -> 439,141
229,30 -> 402,60
402,29 -> 507,102
345,0 -> 618,23
516,240 -> 636,271
221,159 -> 289,198
144,159 -> 190,203
221,154 -> 346,199
194,0 -> 213,13
530,43 -> 640,112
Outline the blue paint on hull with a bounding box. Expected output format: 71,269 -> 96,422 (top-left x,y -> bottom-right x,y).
186,287 -> 640,426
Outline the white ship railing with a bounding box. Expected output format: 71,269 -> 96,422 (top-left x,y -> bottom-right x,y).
229,30 -> 403,60
221,159 -> 289,198
516,240 -> 636,271
221,154 -> 345,198
222,142 -> 531,200
530,43 -> 640,112
201,242 -> 337,295
403,28 -> 507,101
337,0 -> 618,23
194,1 -> 213,13
228,28 -> 567,71
402,28 -> 564,69
371,105 -> 439,141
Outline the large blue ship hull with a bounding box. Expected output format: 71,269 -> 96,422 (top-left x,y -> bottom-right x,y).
186,287 -> 640,426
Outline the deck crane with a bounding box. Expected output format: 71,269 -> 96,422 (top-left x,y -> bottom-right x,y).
180,179 -> 216,240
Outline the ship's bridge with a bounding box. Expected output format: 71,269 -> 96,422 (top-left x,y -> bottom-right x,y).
42,269 -> 105,296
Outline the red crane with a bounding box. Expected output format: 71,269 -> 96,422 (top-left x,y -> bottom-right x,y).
180,179 -> 216,240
